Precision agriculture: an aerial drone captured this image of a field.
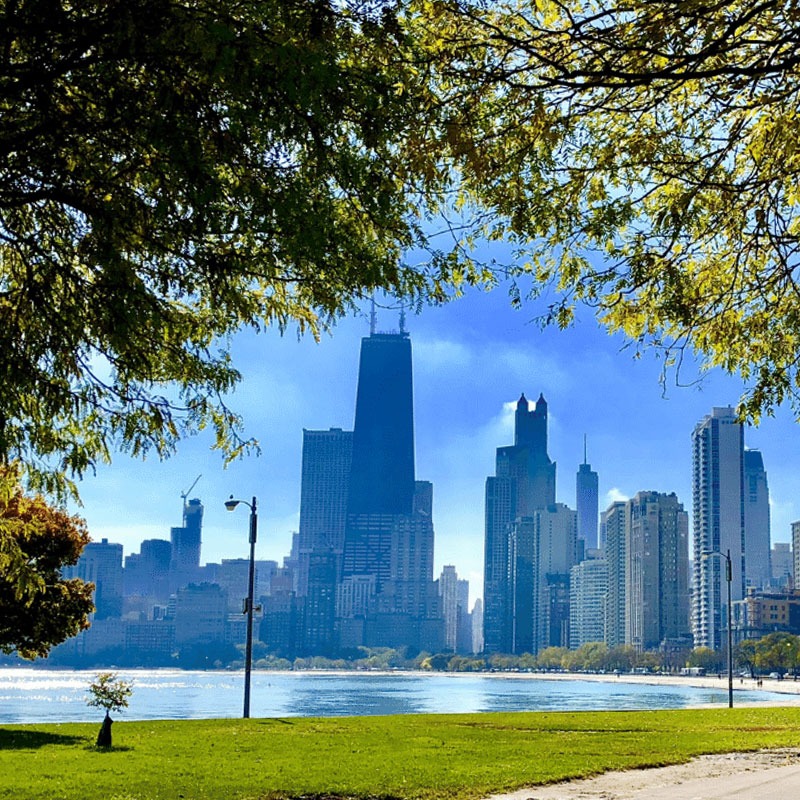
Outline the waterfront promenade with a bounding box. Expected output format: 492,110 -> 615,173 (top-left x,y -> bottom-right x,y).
524,668 -> 800,701
488,673 -> 800,800
489,748 -> 800,800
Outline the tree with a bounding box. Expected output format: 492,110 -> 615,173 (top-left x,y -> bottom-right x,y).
0,469 -> 94,658
735,640 -> 759,679
755,632 -> 800,676
0,0 -> 485,499
415,0 -> 800,423
86,672 -> 133,748
7,0 -> 800,508
687,647 -> 724,673
536,646 -> 569,670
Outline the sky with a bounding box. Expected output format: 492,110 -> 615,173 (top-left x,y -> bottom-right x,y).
71,283 -> 800,607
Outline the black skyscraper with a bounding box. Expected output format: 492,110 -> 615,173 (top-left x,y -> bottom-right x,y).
347,332 -> 415,516
483,393 -> 556,653
339,327 -> 442,652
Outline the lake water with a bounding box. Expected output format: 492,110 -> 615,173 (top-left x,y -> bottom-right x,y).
0,668 -> 788,724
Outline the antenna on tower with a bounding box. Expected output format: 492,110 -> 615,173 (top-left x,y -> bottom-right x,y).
369,296 -> 377,335
399,305 -> 406,334
583,434 -> 588,465
180,474 -> 202,525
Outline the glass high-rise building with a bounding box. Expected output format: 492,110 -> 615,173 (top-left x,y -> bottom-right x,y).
338,327 -> 440,652
170,497 -> 203,576
743,448 -> 771,590
692,407 -> 745,650
347,332 -> 415,516
296,427 -> 353,596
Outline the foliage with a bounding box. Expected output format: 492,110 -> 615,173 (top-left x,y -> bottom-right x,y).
7,0 -> 800,503
749,632 -> 800,676
687,647 -> 725,673
415,0 -> 800,422
86,672 -> 133,715
735,640 -> 759,679
4,708 -> 800,799
0,0 -> 491,499
562,642 -> 608,672
0,469 -> 93,659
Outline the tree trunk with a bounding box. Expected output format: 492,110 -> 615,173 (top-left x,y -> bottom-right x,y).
96,712 -> 113,748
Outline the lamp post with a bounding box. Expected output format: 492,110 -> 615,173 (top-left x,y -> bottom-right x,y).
224,495 -> 258,719
703,549 -> 733,708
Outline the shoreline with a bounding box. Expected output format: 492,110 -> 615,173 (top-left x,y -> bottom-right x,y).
6,663 -> 800,702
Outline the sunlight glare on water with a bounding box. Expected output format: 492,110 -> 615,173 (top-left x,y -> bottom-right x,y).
0,667 -> 788,724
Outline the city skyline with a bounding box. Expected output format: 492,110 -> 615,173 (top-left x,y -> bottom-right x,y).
70,285 -> 800,603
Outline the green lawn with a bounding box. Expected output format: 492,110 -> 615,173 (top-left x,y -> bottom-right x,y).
3,707 -> 800,800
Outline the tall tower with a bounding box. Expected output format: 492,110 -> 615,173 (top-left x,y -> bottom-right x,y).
692,407 -> 745,650
743,448 -> 771,590
339,325 -> 440,652
296,427 -> 353,595
576,437 -> 599,551
484,393 -> 557,653
170,497 -> 203,587
347,331 -> 415,516
602,501 -> 628,648
625,491 -> 690,650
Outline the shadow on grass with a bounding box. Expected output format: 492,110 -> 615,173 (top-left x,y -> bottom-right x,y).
0,729 -> 88,750
86,745 -> 134,753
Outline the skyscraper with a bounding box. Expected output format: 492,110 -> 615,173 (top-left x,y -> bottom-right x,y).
692,407 -> 745,650
625,491 -> 690,650
576,438 -> 599,551
602,501 -> 627,647
296,427 -> 353,595
531,503 -> 577,652
570,557 -> 609,648
66,537 -> 124,619
743,448 -> 771,590
170,497 -> 203,585
339,326 -> 441,652
483,393 -> 556,653
507,502 -> 577,655
347,332 -> 415,516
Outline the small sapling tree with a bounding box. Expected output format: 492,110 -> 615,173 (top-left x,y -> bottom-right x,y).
86,672 -> 133,748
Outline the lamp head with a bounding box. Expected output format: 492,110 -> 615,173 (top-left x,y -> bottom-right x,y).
224,495 -> 240,512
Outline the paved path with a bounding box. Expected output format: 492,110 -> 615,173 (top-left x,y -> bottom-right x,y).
486,749 -> 800,800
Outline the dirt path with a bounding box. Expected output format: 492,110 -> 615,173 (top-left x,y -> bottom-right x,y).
485,749 -> 800,800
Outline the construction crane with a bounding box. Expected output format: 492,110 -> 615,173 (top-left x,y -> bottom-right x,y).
180,474 -> 202,525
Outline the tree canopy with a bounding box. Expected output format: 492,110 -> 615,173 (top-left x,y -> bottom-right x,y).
415,0 -> 800,421
0,469 -> 94,658
3,0 -> 800,502
0,0 -> 488,497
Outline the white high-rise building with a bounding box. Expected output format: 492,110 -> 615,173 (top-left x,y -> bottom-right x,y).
439,565 -> 460,652
692,407 -> 746,650
569,558 -> 608,648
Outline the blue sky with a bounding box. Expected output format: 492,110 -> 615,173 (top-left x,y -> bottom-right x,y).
73,284 -> 800,606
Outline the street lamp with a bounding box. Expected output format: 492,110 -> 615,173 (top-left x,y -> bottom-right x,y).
703,549 -> 733,708
224,495 -> 258,719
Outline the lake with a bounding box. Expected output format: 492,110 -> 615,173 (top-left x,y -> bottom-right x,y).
0,668 -> 789,724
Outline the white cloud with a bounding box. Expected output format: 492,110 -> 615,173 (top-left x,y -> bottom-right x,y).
414,338 -> 473,371
605,487 -> 630,505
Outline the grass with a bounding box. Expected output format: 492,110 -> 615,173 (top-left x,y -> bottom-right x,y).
3,707 -> 800,800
